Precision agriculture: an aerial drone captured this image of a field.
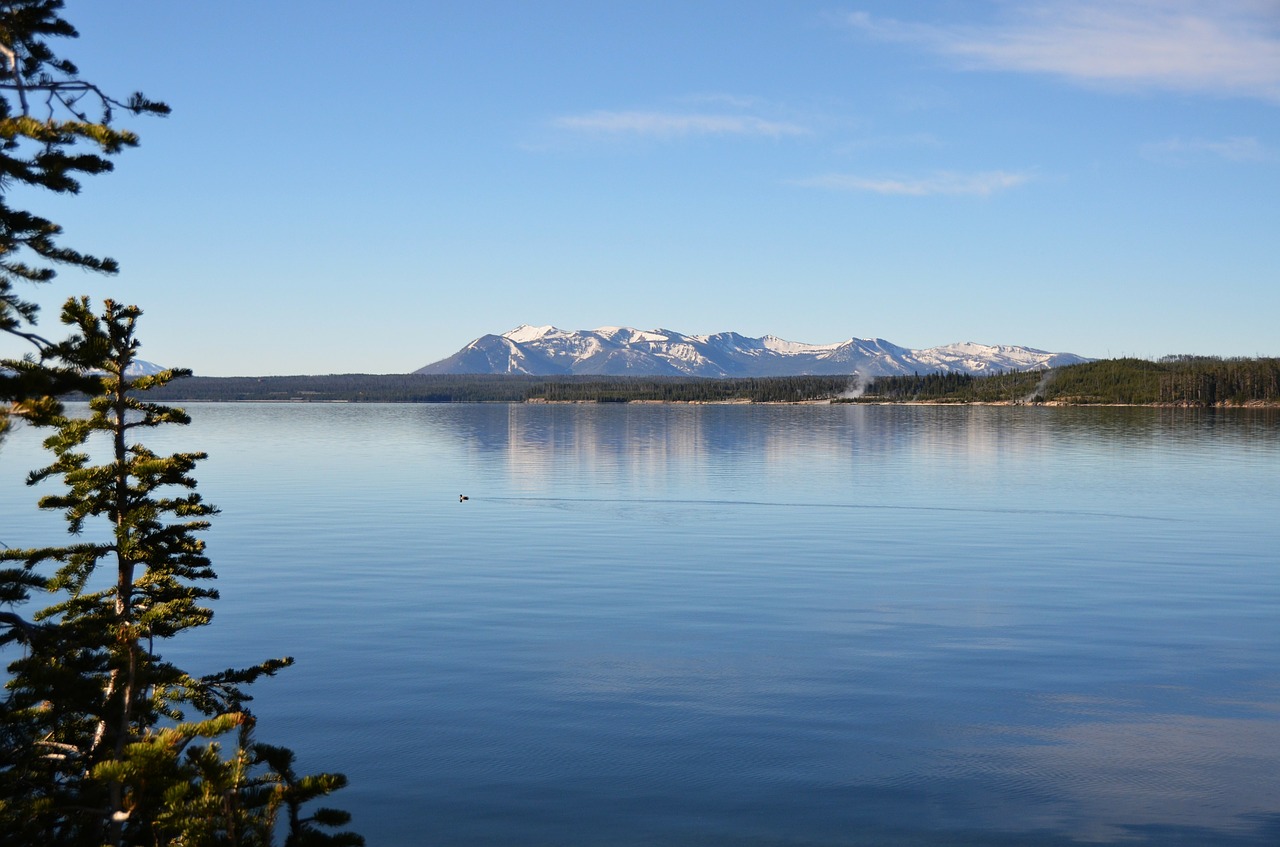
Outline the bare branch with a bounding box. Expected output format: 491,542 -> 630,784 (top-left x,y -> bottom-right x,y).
0,78 -> 158,120
3,325 -> 56,351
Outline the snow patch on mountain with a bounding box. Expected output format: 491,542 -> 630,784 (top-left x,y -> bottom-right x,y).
759,335 -> 844,355
596,326 -> 670,344
503,324 -> 558,344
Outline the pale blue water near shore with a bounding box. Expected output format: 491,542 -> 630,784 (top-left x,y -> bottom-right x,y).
3,403 -> 1279,845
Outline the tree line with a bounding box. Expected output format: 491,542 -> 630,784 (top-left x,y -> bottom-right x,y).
140,360 -> 1280,406
1156,356 -> 1280,406
142,373 -> 861,404
856,357 -> 1280,406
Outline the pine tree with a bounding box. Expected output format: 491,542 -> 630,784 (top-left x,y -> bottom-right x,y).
0,0 -> 168,425
0,299 -> 362,845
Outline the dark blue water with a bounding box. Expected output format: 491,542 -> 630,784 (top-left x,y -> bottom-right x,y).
3,404 -> 1279,845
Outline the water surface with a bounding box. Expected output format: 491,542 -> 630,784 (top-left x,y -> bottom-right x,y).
3,403 -> 1278,845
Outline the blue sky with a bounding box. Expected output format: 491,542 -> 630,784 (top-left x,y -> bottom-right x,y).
7,0 -> 1278,375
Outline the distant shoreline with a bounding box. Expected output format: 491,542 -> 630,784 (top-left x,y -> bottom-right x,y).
134,360 -> 1280,408
160,397 -> 1280,409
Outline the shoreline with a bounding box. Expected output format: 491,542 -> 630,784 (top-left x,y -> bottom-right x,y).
159,397 -> 1280,409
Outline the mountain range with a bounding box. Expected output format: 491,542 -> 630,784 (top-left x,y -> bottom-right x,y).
415,325 -> 1091,378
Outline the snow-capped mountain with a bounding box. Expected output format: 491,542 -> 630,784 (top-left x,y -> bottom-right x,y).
3,359 -> 167,378
88,360 -> 167,377
415,325 -> 1090,378
126,360 -> 167,377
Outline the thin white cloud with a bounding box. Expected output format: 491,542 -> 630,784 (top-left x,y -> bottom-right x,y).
553,110 -> 809,139
1142,135 -> 1272,162
847,1 -> 1280,102
793,170 -> 1031,197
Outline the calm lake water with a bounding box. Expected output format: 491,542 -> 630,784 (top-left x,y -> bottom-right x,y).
3,403 -> 1280,845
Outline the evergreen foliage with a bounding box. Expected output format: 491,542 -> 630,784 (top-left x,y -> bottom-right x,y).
132,363 -> 1280,406
0,300 -> 362,846
856,357 -> 1280,406
0,6 -> 364,842
140,373 -> 861,404
1156,356 -> 1280,406
526,375 -> 854,403
855,372 -> 982,403
0,0 -> 167,355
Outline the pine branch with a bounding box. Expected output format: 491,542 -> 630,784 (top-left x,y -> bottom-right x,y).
0,609 -> 41,642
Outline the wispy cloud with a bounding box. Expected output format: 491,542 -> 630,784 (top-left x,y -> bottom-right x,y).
847,1 -> 1280,102
552,110 -> 809,139
792,170 -> 1031,197
1142,135 -> 1272,162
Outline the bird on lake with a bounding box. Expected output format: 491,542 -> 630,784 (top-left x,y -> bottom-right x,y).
459,495 -> 469,502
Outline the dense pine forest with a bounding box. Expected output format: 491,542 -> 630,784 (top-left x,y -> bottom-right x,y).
142,357 -> 1280,406
144,374 -> 859,404
861,357 -> 1280,405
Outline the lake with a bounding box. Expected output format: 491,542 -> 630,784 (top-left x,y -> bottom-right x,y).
3,403 -> 1279,845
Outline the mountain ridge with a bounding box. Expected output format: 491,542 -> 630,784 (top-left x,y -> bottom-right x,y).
416,325 -> 1091,378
